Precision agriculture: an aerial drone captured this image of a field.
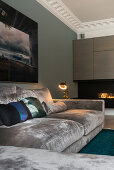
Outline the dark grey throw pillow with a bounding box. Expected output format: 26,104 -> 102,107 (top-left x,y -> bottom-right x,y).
0,102 -> 32,126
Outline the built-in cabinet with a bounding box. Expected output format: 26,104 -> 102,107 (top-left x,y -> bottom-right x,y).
94,36 -> 114,51
73,39 -> 93,80
73,35 -> 114,80
94,51 -> 114,79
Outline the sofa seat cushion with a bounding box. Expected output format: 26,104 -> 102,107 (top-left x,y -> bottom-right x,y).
46,109 -> 104,135
0,118 -> 84,152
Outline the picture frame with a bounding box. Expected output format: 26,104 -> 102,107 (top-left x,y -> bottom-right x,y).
0,0 -> 38,83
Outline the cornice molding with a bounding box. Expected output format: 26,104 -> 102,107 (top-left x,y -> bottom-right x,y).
36,0 -> 114,36
36,0 -> 81,33
78,18 -> 114,32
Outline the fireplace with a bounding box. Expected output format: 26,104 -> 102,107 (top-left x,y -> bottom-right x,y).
78,80 -> 114,108
98,93 -> 114,99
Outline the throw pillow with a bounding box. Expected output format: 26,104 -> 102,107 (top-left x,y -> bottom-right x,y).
32,88 -> 53,103
18,97 -> 46,118
0,102 -> 32,126
42,101 -> 67,115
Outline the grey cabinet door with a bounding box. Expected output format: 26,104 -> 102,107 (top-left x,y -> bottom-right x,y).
94,51 -> 114,79
94,36 -> 114,51
73,39 -> 93,80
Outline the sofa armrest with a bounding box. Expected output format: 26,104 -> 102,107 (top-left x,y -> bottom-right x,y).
53,99 -> 105,112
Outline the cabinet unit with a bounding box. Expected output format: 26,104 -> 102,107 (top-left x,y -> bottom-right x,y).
73,35 -> 114,80
94,35 -> 114,80
73,39 -> 94,80
94,35 -> 114,51
94,51 -> 114,79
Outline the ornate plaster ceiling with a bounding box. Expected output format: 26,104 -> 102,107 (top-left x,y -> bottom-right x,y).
36,0 -> 114,37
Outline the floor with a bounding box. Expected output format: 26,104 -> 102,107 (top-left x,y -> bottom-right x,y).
104,115 -> 114,129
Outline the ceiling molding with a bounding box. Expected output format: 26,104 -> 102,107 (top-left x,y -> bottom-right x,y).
78,18 -> 114,32
36,0 -> 81,33
36,0 -> 114,37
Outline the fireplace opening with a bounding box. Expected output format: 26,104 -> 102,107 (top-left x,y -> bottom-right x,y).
78,81 -> 114,108
98,93 -> 114,108
98,93 -> 114,99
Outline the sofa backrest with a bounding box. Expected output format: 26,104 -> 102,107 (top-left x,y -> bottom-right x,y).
0,85 -> 17,104
16,87 -> 53,104
0,86 -> 53,105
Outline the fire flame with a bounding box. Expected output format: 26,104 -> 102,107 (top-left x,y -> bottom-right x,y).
99,93 -> 114,99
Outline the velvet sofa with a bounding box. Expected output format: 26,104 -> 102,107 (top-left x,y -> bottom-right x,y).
0,146 -> 114,170
0,86 -> 105,153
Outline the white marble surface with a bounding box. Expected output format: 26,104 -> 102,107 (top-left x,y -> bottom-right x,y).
105,108 -> 114,115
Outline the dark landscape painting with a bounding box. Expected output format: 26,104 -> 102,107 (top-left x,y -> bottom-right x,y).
0,0 -> 38,82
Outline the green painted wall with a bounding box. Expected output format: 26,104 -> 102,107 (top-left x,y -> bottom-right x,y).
2,0 -> 77,98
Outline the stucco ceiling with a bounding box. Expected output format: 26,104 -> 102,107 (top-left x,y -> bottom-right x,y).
36,0 -> 114,37
61,0 -> 114,22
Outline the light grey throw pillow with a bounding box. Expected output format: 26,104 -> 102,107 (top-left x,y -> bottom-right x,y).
42,101 -> 67,115
33,88 -> 53,103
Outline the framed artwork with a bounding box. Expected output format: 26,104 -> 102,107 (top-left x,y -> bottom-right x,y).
0,0 -> 38,83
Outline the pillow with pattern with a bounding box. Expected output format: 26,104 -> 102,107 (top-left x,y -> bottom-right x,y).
18,97 -> 46,118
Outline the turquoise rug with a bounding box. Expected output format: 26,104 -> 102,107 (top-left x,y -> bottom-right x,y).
79,129 -> 114,156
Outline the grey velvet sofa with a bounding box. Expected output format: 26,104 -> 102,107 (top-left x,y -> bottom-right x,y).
0,86 -> 105,154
